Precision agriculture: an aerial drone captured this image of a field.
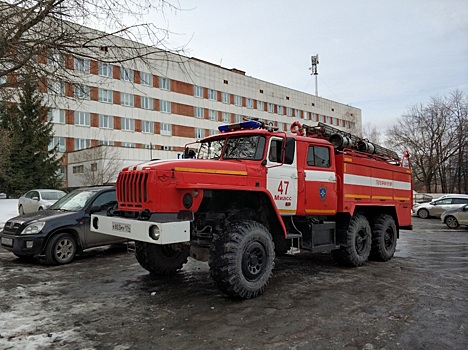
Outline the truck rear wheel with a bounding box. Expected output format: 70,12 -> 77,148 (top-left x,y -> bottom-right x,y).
135,241 -> 189,275
209,219 -> 275,299
370,214 -> 397,261
333,215 -> 371,267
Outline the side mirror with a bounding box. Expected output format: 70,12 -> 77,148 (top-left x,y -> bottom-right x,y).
32,196 -> 39,201
89,205 -> 102,214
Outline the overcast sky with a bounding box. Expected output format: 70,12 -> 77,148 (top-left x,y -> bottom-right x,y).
155,0 -> 468,129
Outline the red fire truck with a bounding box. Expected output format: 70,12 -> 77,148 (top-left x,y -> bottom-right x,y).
91,120 -> 412,299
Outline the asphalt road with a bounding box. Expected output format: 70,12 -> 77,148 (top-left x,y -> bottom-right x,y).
0,217 -> 467,350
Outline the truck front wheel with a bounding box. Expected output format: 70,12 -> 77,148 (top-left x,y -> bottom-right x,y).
370,214 -> 397,261
333,215 -> 371,267
135,241 -> 189,275
209,220 -> 275,299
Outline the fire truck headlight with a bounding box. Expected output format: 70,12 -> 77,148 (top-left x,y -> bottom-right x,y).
183,193 -> 193,209
149,225 -> 160,240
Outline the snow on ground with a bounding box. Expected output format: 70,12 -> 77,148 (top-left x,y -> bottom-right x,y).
0,199 -> 20,228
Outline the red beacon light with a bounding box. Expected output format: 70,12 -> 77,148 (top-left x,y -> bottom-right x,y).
218,120 -> 262,132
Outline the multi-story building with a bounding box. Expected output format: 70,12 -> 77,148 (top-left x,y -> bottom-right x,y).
35,31 -> 361,188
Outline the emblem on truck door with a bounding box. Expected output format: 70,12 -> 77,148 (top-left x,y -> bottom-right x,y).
319,185 -> 327,200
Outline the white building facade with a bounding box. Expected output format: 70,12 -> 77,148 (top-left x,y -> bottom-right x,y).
41,31 -> 361,188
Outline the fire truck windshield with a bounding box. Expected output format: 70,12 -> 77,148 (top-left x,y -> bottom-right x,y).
198,135 -> 266,160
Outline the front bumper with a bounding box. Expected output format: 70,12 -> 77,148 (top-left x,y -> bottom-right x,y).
91,214 -> 190,245
0,232 -> 46,256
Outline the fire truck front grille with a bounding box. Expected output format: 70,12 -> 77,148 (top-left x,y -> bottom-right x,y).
117,171 -> 149,208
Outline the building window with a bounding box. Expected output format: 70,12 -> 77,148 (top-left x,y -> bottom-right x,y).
278,105 -> 284,115
160,100 -> 171,113
194,85 -> 203,98
142,120 -> 154,133
222,92 -> 230,104
209,109 -> 217,121
194,107 -> 204,119
48,109 -> 65,124
98,62 -> 112,77
159,76 -> 170,90
141,96 -> 153,110
72,165 -> 84,173
257,100 -> 264,111
48,80 -> 64,95
140,72 -> 152,86
98,88 -> 113,103
74,84 -> 90,99
286,107 -> 292,117
234,114 -> 242,123
122,142 -> 135,148
75,138 -> 90,150
246,98 -> 253,109
222,112 -> 230,123
267,103 -> 274,113
121,117 -> 135,131
209,129 -> 217,136
208,89 -> 217,101
295,109 -> 301,118
121,93 -> 134,107
74,111 -> 90,126
74,57 -> 90,73
121,67 -> 134,82
277,122 -> 284,131
161,123 -> 172,136
304,111 -> 309,120
195,128 -> 204,139
99,140 -> 115,146
234,95 -> 242,106
49,137 -> 66,152
99,114 -> 114,129
48,52 -> 64,68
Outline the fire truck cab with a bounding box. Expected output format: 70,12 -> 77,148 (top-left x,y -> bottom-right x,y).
91,120 -> 412,299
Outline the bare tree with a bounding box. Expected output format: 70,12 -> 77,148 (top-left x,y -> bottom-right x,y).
72,144 -> 124,186
0,128 -> 13,194
387,90 -> 467,193
0,0 -> 186,94
362,122 -> 382,145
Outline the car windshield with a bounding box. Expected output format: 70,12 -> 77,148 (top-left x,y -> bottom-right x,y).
198,135 -> 266,160
49,190 -> 96,211
41,191 -> 65,200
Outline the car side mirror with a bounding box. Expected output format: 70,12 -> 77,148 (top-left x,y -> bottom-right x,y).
463,206 -> 468,211
32,196 -> 39,201
89,205 -> 102,214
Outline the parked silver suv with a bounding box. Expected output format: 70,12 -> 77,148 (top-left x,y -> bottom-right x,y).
413,194 -> 468,219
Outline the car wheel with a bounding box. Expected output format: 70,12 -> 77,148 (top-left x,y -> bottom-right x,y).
45,233 -> 77,265
417,208 -> 429,219
19,205 -> 24,215
444,216 -> 459,229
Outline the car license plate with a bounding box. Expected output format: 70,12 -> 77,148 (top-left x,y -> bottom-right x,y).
1,237 -> 13,247
112,222 -> 131,233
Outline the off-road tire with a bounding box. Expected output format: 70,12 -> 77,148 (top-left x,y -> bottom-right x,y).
45,232 -> 77,265
134,241 -> 189,275
417,208 -> 429,219
333,215 -> 371,267
370,214 -> 397,261
209,219 -> 275,299
444,216 -> 459,229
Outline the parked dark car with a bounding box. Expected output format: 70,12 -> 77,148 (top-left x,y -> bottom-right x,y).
0,186 -> 127,264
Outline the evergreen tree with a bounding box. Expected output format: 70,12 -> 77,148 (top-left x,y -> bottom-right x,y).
0,82 -> 62,197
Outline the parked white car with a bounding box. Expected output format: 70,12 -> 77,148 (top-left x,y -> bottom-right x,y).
441,204 -> 468,229
18,189 -> 66,214
413,194 -> 468,219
